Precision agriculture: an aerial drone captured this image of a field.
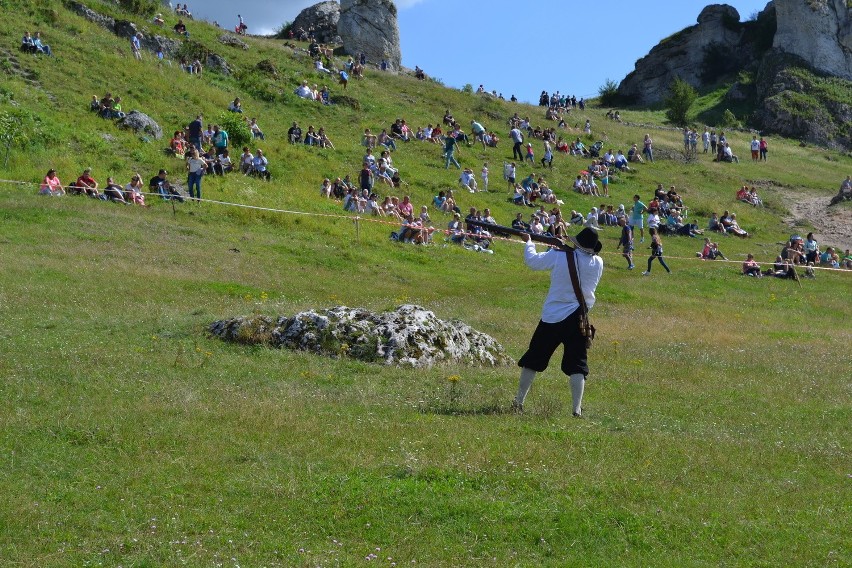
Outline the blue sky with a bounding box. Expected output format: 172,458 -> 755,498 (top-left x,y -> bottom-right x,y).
188,0 -> 772,103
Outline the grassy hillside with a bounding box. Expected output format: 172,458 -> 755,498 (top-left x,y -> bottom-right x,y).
1,1 -> 850,566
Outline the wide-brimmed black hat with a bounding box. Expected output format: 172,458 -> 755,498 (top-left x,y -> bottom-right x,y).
569,227 -> 602,254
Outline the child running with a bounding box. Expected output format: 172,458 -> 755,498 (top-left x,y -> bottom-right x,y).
525,143 -> 535,164
643,227 -> 671,275
616,217 -> 634,269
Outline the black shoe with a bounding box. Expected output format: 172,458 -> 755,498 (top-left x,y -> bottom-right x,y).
572,411 -> 582,418
510,400 -> 524,414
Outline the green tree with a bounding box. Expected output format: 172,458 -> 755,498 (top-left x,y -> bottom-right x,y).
665,77 -> 697,126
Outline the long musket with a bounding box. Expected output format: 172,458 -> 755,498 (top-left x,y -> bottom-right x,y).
465,219 -> 571,250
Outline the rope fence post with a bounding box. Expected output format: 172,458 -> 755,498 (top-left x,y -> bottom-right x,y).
354,215 -> 361,243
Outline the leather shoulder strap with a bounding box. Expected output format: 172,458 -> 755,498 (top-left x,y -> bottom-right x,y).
565,248 -> 589,316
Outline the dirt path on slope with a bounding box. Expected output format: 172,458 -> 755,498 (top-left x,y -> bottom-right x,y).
775,188 -> 852,251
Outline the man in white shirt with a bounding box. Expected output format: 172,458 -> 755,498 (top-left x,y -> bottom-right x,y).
510,127 -> 524,161
513,228 -> 604,416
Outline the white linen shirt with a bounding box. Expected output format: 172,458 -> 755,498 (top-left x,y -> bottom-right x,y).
524,241 -> 603,323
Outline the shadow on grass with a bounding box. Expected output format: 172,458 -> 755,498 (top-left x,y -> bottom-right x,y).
419,402 -> 510,416
418,394 -> 563,418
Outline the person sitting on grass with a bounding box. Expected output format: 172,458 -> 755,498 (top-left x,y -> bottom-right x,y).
378,129 -> 397,151
39,169 -> 64,196
33,32 -> 52,56
317,127 -> 335,150
110,96 -> 126,119
447,212 -> 465,243
21,31 -> 37,53
281,120 -> 304,146
124,173 -> 146,206
820,247 -> 840,268
153,13 -> 165,26
747,187 -> 763,207
627,143 -> 644,163
770,256 -> 797,279
720,211 -> 749,237
103,177 -> 128,203
173,19 -> 188,37
250,149 -> 270,180
698,237 -> 728,260
236,146 -> 253,174
294,80 -> 313,99
217,148 -> 233,174
72,168 -> 100,198
149,168 -> 184,202
742,254 -> 762,277
396,213 -> 419,243
362,128 -> 378,149
460,168 -> 477,193
228,97 -> 243,113
170,131 -> 186,159
201,146 -> 219,175
442,190 -> 460,214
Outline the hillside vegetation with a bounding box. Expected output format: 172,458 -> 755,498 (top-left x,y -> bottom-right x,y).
1,1 -> 850,566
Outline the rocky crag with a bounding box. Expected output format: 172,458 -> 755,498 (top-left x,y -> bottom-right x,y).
210,305 -> 514,369
617,1 -> 852,150
289,1 -> 341,44
284,1 -> 402,70
338,0 -> 402,70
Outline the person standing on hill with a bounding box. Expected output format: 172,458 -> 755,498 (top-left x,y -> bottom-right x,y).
616,216 -> 634,270
131,32 -> 142,60
630,194 -> 648,243
512,228 -> 604,416
759,137 -> 768,161
642,134 -> 653,162
186,148 -> 206,201
187,114 -> 203,151
444,133 -> 461,169
212,125 -> 228,153
510,125 -> 524,161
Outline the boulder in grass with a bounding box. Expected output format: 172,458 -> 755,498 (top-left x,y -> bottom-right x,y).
117,110 -> 162,140
211,305 -> 514,368
219,34 -> 249,50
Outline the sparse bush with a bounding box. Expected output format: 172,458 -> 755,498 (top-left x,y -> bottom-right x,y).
461,84 -> 473,94
721,109 -> 740,128
665,77 -> 697,126
217,111 -> 252,149
274,21 -> 292,38
598,78 -> 620,106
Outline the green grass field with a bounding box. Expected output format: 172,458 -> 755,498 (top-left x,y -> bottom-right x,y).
1,1 -> 850,566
